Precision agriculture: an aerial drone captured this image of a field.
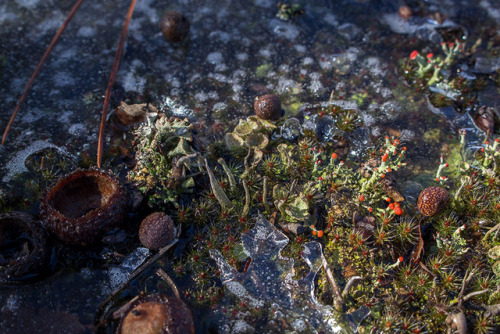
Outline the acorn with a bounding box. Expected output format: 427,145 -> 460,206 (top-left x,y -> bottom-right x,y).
160,11 -> 190,42
254,94 -> 282,121
417,186 -> 450,217
116,294 -> 195,334
138,212 -> 175,250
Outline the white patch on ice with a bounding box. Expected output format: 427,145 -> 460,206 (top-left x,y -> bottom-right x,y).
2,140 -> 63,182
480,0 -> 500,21
302,57 -> 314,65
122,71 -> 146,93
236,52 -> 248,62
134,0 -> 158,24
1,294 -> 21,312
68,123 -> 86,136
365,57 -> 386,77
323,13 -> 338,26
15,0 -> 40,9
269,19 -> 300,40
258,48 -> 272,58
207,51 -> 224,65
77,26 -> 96,38
254,0 -> 273,8
294,44 -> 306,53
21,107 -> 44,123
53,72 -> 75,87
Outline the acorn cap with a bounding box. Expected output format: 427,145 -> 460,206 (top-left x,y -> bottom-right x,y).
117,294 -> 195,334
121,301 -> 169,334
138,212 -> 175,250
417,186 -> 450,217
254,94 -> 281,121
40,169 -> 127,246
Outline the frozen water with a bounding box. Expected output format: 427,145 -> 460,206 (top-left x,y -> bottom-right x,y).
2,140 -> 72,183
210,213 -> 347,333
107,247 -> 150,290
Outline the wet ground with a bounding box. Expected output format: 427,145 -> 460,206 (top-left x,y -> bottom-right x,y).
1,0 -> 500,333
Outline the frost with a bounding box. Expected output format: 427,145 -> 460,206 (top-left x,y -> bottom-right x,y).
210,213 -> 369,333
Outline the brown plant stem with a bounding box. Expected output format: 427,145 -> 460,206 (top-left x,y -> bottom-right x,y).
97,0 -> 137,168
321,253 -> 344,312
156,268 -> 181,299
2,0 -> 86,145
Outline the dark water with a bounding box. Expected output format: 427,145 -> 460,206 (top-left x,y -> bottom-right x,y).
1,0 -> 499,333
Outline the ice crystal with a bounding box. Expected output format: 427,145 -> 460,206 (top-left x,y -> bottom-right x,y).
210,213 -> 369,333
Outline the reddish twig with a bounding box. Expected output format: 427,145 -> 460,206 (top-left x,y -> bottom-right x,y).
2,0 -> 86,145
97,0 -> 137,167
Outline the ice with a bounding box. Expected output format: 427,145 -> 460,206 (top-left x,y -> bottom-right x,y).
210,213 -> 366,333
68,124 -> 86,136
278,118 -> 302,141
474,57 -> 500,74
2,140 -> 73,183
323,13 -> 338,26
1,294 -> 20,312
269,19 -> 300,40
107,247 -> 150,290
162,97 -> 195,118
207,52 -> 224,65
15,0 -> 40,9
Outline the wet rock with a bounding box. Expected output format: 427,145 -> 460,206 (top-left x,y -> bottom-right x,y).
160,11 -> 190,42
417,187 -> 450,217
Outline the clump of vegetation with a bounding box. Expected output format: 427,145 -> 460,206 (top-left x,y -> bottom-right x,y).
124,103 -> 499,332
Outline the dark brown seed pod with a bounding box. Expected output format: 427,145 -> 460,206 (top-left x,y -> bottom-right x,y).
116,294 -> 195,334
417,186 -> 450,217
40,169 -> 127,246
160,11 -> 190,42
138,212 -> 175,250
0,212 -> 50,284
254,94 -> 282,121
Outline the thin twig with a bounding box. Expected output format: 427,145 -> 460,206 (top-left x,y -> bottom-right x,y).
2,0 -> 86,145
483,303 -> 500,317
97,0 -> 137,167
156,268 -> 181,299
457,269 -> 475,308
321,253 -> 344,312
483,222 -> 500,242
342,276 -> 363,299
463,288 -> 490,302
262,176 -> 270,212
